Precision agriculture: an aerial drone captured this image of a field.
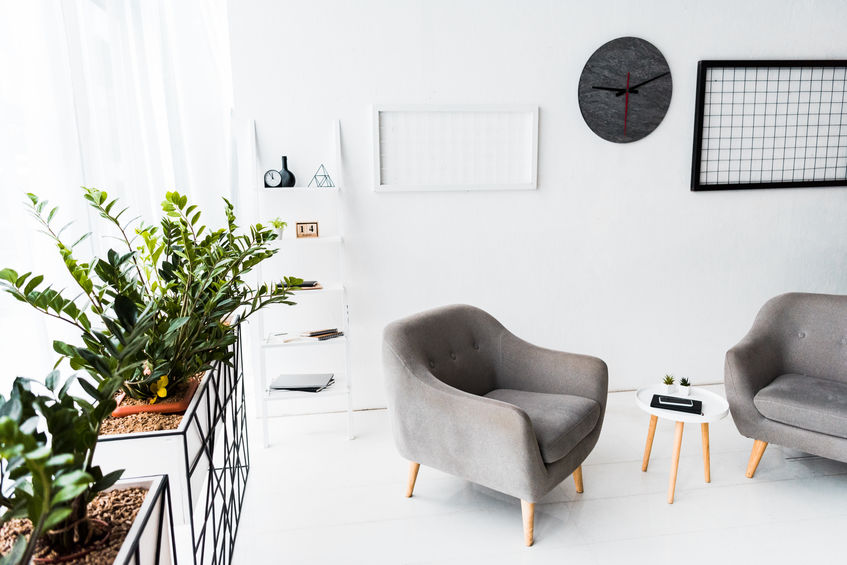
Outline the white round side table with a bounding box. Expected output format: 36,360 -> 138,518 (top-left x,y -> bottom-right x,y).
635,384 -> 729,503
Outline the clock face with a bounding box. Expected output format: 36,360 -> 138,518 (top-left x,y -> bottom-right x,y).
264,169 -> 282,187
578,37 -> 672,143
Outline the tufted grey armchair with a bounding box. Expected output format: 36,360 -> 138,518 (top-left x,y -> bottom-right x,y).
383,305 -> 608,546
725,293 -> 847,478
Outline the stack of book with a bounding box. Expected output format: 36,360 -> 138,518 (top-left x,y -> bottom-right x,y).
266,328 -> 345,344
277,280 -> 323,291
301,328 -> 344,341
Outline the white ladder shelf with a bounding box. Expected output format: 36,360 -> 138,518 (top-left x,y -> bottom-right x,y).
250,119 -> 353,446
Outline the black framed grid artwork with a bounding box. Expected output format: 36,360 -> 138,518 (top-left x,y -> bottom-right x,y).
691,60 -> 847,191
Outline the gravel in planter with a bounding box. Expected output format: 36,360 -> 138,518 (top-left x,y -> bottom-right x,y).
0,488 -> 147,564
100,376 -> 202,435
99,412 -> 185,435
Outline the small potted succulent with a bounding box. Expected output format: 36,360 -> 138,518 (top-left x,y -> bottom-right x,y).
271,217 -> 287,240
678,377 -> 691,397
662,374 -> 676,394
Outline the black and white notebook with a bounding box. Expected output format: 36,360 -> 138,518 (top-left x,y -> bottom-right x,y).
650,394 -> 703,415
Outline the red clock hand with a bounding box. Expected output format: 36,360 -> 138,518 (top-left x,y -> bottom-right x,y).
624,72 -> 630,134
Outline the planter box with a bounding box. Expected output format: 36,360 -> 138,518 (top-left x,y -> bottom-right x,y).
111,475 -> 178,565
94,335 -> 249,565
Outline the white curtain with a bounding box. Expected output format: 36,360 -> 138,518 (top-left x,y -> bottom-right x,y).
0,0 -> 235,391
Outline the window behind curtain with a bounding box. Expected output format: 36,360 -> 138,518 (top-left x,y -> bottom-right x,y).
0,0 -> 234,392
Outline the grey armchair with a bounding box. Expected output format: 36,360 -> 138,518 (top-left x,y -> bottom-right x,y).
383,305 -> 608,546
725,292 -> 847,478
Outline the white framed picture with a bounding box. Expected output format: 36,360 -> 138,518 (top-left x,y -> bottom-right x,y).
373,104 -> 538,192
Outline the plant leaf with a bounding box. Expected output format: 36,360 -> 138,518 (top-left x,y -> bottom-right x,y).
42,507 -> 73,531
91,469 -> 123,493
51,484 -> 88,505
23,274 -> 43,296
45,454 -> 74,467
0,534 -> 27,565
53,469 -> 91,489
0,268 -> 18,284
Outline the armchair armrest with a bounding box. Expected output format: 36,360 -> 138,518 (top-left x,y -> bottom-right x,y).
498,332 -> 608,405
384,342 -> 545,495
724,335 -> 782,437
725,335 -> 781,402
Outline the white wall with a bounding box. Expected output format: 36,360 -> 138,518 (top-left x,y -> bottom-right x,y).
228,0 -> 847,408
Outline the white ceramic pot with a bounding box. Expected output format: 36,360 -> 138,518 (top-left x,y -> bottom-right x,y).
663,384 -> 677,394
677,385 -> 690,397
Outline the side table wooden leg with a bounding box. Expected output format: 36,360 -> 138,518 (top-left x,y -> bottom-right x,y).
667,421 -> 684,504
642,415 -> 658,471
701,423 -> 710,483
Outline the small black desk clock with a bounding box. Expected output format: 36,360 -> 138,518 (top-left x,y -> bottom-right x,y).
264,156 -> 296,188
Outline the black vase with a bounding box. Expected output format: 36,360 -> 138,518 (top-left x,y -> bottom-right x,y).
279,156 -> 295,187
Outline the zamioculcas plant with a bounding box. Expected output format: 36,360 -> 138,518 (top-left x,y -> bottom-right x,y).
0,189 -> 300,403
0,300 -> 156,564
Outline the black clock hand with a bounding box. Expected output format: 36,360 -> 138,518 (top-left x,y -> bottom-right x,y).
593,85 -> 640,95
614,71 -> 669,96
631,71 -> 670,90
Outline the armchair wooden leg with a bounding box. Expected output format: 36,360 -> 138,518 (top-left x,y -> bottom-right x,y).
746,440 -> 768,478
521,500 -> 534,547
573,465 -> 584,493
405,462 -> 420,497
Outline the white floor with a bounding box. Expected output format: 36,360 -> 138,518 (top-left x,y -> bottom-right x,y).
233,386 -> 847,564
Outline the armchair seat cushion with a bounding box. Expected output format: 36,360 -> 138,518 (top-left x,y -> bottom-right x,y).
484,389 -> 601,464
753,373 -> 847,439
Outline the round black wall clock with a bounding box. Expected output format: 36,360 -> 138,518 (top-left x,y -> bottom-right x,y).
578,37 -> 672,143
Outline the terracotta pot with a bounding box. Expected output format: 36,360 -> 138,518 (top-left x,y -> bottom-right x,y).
111,380 -> 199,418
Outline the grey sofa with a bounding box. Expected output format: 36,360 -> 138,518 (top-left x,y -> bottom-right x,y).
725,292 -> 847,478
383,305 -> 608,546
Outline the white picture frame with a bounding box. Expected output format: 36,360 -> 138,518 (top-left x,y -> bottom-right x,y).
373,104 -> 539,192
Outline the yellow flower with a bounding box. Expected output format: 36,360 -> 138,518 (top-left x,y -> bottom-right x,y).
149,375 -> 169,403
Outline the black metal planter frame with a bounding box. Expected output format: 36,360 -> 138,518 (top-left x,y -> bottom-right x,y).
98,332 -> 249,565
114,475 -> 178,565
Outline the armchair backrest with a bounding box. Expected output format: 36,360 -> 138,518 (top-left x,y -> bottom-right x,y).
383,304 -> 504,396
750,292 -> 847,383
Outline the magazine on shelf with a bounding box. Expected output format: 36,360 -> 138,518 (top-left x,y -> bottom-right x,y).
270,373 -> 335,392
267,330 -> 345,344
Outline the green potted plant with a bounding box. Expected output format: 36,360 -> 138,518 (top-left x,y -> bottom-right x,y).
1,188 -> 300,559
1,189 -> 299,412
662,374 -> 676,394
0,302 -> 175,563
678,377 -> 691,397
